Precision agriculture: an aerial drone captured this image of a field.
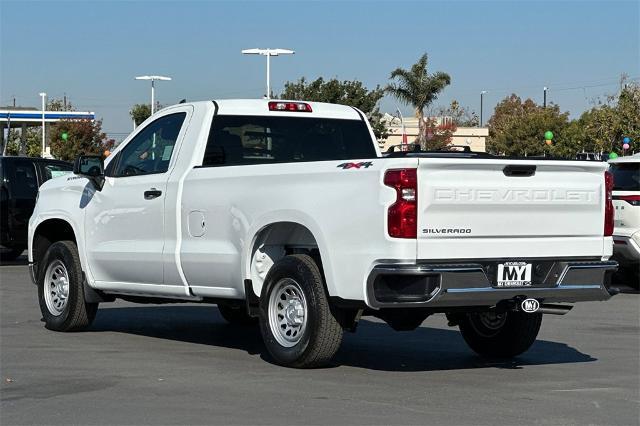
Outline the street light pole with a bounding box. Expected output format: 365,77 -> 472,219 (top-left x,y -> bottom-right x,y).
39,92 -> 46,157
135,75 -> 172,114
543,86 -> 548,108
480,91 -> 487,127
266,53 -> 271,99
151,79 -> 155,114
242,48 -> 295,99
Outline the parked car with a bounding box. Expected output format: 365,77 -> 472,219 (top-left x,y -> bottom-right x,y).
0,156 -> 73,260
28,100 -> 617,368
609,153 -> 640,287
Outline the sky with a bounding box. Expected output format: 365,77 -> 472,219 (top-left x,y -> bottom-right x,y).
1,0 -> 639,140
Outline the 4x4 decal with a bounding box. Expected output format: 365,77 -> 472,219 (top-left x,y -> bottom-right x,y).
337,161 -> 373,169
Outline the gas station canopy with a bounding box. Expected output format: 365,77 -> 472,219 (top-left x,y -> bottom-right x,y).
0,109 -> 95,125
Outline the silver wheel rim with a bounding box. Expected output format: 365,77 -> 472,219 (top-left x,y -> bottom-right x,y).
268,278 -> 308,348
43,260 -> 70,316
477,311 -> 507,330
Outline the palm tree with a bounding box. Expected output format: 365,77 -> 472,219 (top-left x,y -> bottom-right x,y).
386,54 -> 451,149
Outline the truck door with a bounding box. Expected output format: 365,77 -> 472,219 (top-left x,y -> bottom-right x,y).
83,110 -> 190,288
4,159 -> 38,247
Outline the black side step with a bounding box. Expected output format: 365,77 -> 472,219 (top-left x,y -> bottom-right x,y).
244,279 -> 260,318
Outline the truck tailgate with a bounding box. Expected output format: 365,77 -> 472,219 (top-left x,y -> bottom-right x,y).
416,158 -> 609,260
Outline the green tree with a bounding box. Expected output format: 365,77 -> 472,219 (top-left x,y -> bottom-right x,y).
47,97 -> 74,112
486,95 -> 570,156
279,77 -> 388,140
386,53 -> 451,149
49,119 -> 115,161
4,128 -> 42,157
130,103 -> 152,126
555,117 -> 591,158
423,118 -> 457,151
488,82 -> 640,158
581,82 -> 640,154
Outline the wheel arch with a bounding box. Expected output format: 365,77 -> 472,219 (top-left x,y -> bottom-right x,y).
245,220 -> 334,298
32,218 -> 78,267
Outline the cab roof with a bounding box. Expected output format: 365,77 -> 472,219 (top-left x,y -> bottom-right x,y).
212,99 -> 363,120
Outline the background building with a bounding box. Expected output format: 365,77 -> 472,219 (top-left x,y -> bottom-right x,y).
380,114 -> 489,152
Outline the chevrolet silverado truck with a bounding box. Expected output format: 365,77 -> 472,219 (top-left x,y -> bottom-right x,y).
28,99 -> 617,368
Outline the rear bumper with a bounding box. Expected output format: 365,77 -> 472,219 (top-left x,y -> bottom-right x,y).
366,259 -> 618,309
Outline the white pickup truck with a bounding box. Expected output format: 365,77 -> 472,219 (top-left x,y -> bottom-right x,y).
29,99 -> 618,368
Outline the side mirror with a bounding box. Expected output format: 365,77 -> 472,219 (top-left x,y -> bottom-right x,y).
74,155 -> 105,190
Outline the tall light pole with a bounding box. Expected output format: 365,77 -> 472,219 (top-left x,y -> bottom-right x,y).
543,86 -> 548,108
135,75 -> 172,114
480,90 -> 488,127
39,92 -> 46,157
241,48 -> 295,99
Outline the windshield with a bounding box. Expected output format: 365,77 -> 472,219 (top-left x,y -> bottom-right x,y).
610,162 -> 640,191
203,115 -> 376,166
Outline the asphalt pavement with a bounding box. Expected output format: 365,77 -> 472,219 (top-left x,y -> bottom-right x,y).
1,256 -> 638,425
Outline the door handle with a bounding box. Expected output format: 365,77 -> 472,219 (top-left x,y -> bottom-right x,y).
144,188 -> 162,200
503,165 -> 536,177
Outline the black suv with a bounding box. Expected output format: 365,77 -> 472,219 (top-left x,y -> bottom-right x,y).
0,157 -> 73,260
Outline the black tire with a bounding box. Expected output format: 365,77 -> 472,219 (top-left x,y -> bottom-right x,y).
458,311 -> 542,358
37,241 -> 98,331
0,246 -> 25,261
259,254 -> 343,368
218,304 -> 257,326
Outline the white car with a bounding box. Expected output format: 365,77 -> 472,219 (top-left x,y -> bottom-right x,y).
28,99 -> 617,368
609,153 -> 640,286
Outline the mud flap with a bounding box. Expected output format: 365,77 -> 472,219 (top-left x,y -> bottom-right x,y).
82,272 -> 115,303
244,279 -> 260,317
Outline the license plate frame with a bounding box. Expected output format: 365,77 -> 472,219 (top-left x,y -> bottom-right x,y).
495,261 -> 533,288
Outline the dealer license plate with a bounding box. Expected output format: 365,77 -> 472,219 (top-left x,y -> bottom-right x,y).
496,262 -> 532,287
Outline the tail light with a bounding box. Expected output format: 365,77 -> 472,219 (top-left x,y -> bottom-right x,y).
604,171 -> 614,236
613,195 -> 640,206
268,101 -> 312,112
384,169 -> 417,238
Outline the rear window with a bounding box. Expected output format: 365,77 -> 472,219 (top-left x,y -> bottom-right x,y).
610,163 -> 640,191
202,115 -> 376,166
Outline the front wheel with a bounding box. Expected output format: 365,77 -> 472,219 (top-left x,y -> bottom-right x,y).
458,310 -> 542,358
37,241 -> 98,331
259,254 -> 343,368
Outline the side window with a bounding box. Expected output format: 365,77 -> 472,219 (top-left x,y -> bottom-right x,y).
9,161 -> 38,199
41,162 -> 73,183
104,152 -> 119,177
114,112 -> 186,177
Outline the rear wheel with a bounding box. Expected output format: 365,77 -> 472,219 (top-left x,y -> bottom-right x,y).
37,241 -> 98,331
458,310 -> 542,357
259,254 -> 343,368
218,304 -> 257,326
